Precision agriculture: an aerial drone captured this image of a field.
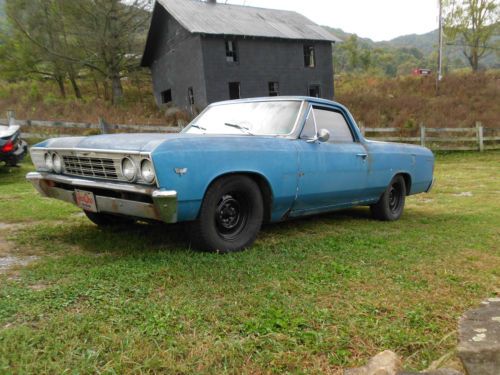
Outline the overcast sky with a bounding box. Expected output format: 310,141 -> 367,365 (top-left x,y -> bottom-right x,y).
224,0 -> 441,41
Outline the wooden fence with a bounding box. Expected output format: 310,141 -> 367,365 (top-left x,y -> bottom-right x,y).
1,111 -> 499,152
358,122 -> 499,152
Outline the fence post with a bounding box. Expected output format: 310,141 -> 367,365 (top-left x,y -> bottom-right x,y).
99,117 -> 110,134
476,121 -> 484,152
420,124 -> 426,147
7,110 -> 15,127
358,121 -> 365,136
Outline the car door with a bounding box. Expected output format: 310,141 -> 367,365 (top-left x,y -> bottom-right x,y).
291,104 -> 369,215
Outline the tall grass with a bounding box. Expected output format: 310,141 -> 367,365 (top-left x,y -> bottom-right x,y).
336,70 -> 500,129
1,70 -> 499,129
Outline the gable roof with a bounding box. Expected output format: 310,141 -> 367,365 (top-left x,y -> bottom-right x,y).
142,0 -> 340,66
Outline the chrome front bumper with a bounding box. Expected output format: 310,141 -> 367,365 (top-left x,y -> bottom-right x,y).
26,172 -> 177,223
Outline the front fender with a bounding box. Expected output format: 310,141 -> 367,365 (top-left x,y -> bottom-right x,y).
151,137 -> 300,222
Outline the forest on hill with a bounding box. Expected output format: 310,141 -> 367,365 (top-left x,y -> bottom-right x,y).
326,25 -> 499,77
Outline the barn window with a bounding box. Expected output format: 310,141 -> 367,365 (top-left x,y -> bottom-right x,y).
309,84 -> 321,98
161,89 -> 172,104
225,40 -> 238,63
268,82 -> 280,96
228,82 -> 240,100
304,45 -> 316,68
188,87 -> 195,105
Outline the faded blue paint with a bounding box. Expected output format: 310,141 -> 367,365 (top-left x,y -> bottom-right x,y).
149,97 -> 433,222
33,97 -> 435,223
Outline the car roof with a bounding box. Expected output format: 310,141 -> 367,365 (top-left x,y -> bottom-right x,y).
211,96 -> 347,109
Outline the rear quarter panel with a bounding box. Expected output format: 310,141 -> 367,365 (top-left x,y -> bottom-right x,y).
365,140 -> 434,196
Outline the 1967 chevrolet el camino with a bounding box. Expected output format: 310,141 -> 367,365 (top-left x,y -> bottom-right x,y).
27,97 -> 434,252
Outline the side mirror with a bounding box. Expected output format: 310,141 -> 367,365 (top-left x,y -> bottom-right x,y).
317,128 -> 330,143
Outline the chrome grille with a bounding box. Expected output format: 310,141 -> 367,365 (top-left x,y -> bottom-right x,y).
63,155 -> 119,180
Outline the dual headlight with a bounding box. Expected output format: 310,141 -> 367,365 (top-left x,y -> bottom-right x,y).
121,157 -> 155,184
44,152 -> 63,173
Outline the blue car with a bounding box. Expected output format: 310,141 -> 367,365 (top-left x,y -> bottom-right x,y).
27,97 -> 434,252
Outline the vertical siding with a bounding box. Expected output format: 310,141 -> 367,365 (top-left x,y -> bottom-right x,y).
201,37 -> 334,104
150,11 -> 208,110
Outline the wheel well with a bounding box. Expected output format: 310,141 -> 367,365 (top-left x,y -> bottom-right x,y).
204,172 -> 274,223
397,173 -> 412,195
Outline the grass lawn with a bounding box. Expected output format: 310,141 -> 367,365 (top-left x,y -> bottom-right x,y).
0,152 -> 498,374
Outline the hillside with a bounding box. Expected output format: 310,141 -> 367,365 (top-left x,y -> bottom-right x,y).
327,26 -> 500,71
0,71 -> 498,130
335,71 -> 500,129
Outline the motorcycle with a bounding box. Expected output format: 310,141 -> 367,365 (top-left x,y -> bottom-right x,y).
0,123 -> 28,167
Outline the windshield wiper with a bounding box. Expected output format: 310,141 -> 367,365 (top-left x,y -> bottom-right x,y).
224,122 -> 254,135
190,124 -> 207,131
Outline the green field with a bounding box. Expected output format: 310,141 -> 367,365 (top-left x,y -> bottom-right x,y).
0,152 -> 499,374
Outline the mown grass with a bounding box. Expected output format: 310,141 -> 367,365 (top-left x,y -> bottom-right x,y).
0,152 -> 499,374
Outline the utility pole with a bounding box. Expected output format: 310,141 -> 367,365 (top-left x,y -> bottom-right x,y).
436,0 -> 444,95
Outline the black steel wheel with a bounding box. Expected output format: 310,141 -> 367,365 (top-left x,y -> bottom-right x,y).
190,175 -> 264,253
371,175 -> 407,221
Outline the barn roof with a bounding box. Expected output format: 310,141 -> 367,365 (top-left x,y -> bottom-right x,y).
142,0 -> 340,66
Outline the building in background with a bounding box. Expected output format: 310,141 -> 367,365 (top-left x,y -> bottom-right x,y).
141,0 -> 339,112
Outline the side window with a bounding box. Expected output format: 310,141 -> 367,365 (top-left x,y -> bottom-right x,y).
313,108 -> 354,142
300,109 -> 317,139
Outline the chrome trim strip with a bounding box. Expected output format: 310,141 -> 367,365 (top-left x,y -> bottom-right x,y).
26,172 -> 156,195
30,146 -> 152,157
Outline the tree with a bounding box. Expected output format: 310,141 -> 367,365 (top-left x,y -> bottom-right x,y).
62,0 -> 152,104
3,0 -> 83,98
3,0 -> 152,104
444,0 -> 499,71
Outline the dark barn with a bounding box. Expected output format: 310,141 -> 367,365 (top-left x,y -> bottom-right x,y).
141,0 -> 340,112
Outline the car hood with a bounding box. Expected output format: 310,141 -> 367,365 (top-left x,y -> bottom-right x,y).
36,133 -> 280,153
37,133 -> 189,153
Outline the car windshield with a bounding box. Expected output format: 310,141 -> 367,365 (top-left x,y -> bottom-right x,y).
183,101 -> 303,136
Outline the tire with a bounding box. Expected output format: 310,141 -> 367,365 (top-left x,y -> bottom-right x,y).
84,211 -> 135,227
190,175 -> 264,253
371,175 -> 407,221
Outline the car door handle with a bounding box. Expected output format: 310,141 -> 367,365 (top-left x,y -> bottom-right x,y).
356,153 -> 368,159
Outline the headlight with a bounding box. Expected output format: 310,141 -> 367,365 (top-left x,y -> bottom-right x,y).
121,157 -> 137,182
52,153 -> 63,173
140,159 -> 155,184
44,153 -> 53,171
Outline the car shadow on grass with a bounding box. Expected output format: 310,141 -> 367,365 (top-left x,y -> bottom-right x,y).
39,207 -> 373,255
22,205 -> 442,259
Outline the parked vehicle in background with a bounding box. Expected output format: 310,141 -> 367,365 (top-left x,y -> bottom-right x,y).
0,123 -> 28,167
26,97 -> 435,252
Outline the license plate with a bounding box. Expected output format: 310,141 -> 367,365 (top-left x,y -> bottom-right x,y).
75,190 -> 97,213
